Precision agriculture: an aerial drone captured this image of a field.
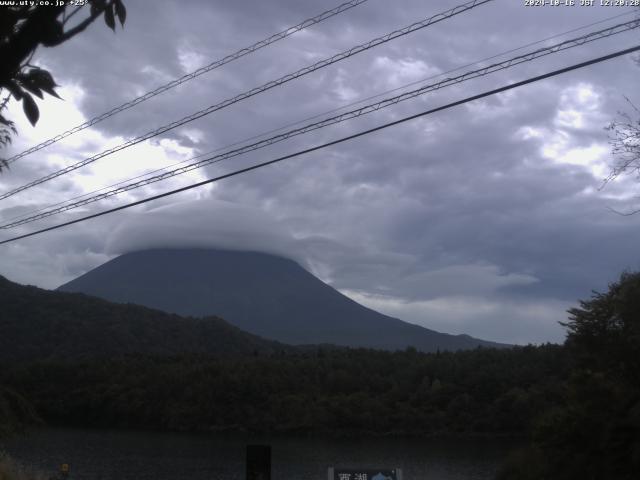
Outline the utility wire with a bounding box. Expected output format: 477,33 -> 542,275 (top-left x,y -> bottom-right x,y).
3,7 -> 635,229
3,0 -> 371,165
0,149 -> 216,225
0,0 -> 494,201
7,6 -> 633,227
1,44 -> 638,246
2,18 -> 638,229
5,8 -> 632,226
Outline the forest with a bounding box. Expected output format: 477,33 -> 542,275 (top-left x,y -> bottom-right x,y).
1,271 -> 638,479
0,344 -> 567,436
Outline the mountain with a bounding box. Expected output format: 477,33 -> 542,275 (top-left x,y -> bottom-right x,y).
0,275 -> 287,362
58,248 -> 508,351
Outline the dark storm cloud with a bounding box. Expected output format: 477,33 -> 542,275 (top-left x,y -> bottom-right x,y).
2,0 -> 640,343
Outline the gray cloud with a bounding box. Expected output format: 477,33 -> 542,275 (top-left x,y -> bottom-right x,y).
105,198 -> 305,263
2,0 -> 640,344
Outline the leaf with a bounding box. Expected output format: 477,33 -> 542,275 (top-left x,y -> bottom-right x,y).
40,20 -> 64,47
0,115 -> 17,135
4,81 -> 23,101
90,0 -> 106,17
104,3 -> 116,31
0,116 -> 12,127
22,92 -> 39,126
17,79 -> 43,99
114,0 -> 126,27
41,84 -> 62,99
28,68 -> 61,99
30,68 -> 57,88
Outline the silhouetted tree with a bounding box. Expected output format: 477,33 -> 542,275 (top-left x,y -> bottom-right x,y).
0,0 -> 126,170
604,102 -> 640,215
499,271 -> 640,480
563,270 -> 640,382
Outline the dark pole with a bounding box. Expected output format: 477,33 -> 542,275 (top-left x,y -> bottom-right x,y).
246,445 -> 271,480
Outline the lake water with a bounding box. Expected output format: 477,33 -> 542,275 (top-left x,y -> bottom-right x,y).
1,428 -> 517,480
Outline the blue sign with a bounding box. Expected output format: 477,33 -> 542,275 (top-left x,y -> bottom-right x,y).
329,468 -> 401,480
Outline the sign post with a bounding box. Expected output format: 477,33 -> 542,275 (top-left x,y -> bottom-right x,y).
246,445 -> 271,480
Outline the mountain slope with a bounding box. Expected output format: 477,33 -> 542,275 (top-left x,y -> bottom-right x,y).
0,275 -> 286,362
58,249 -> 508,351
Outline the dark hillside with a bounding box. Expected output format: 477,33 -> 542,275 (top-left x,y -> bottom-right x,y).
0,275 -> 286,361
59,249 -> 509,352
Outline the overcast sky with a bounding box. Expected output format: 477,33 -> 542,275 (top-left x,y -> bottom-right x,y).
1,0 -> 639,344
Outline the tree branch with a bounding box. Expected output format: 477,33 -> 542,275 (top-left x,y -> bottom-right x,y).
606,205 -> 640,216
53,2 -> 110,45
62,5 -> 84,26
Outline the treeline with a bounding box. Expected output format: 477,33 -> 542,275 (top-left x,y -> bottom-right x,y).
498,271 -> 640,480
1,271 -> 638,478
0,387 -> 38,437
0,275 -> 289,362
0,344 -> 567,437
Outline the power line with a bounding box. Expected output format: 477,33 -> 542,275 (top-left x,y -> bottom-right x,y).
3,18 -> 638,229
3,18 -> 636,228
0,148 -> 216,225
0,0 -> 494,201
3,7 -> 635,227
3,0 -> 372,165
1,44 -> 638,246
9,5 -> 632,225
6,8 -> 631,227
